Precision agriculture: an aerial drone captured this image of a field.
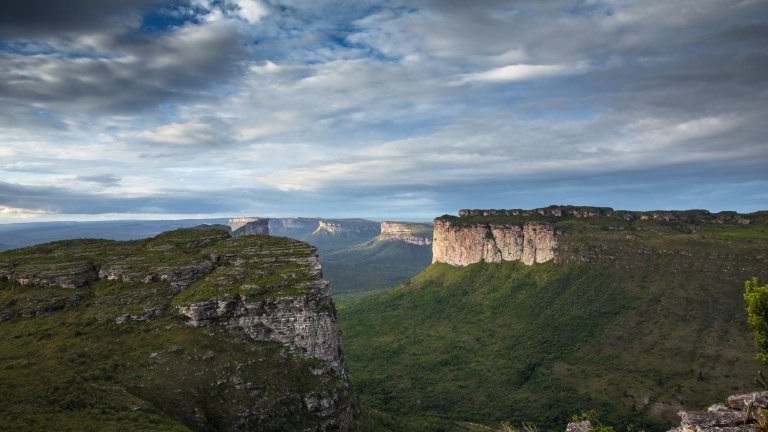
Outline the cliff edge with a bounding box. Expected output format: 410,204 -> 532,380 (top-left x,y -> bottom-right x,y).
0,227 -> 356,431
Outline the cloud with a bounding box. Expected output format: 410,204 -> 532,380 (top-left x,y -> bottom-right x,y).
74,174 -> 122,186
1,0 -> 767,221
463,63 -> 590,83
232,0 -> 269,23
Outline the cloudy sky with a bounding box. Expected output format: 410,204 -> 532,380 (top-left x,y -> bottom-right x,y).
0,0 -> 766,222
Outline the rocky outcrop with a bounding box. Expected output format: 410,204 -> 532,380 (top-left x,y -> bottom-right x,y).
458,206 -> 756,224
229,217 -> 270,236
432,219 -> 556,266
178,279 -> 341,364
663,391 -> 768,432
432,219 -> 557,266
379,221 -> 433,246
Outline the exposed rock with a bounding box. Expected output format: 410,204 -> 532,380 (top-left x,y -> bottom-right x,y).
726,392 -> 768,410
432,219 -> 557,266
379,221 -> 433,246
229,217 -> 270,236
566,420 -> 593,432
177,254 -> 343,365
665,391 -> 767,432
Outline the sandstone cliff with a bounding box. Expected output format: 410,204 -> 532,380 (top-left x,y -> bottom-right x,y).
432,219 -> 556,266
229,217 -> 270,236
433,206 -> 766,267
379,221 -> 433,246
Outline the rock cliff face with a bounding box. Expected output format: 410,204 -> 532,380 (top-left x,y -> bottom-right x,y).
432,219 -> 556,266
434,206 -> 767,267
229,217 -> 270,236
175,243 -> 342,365
379,221 -> 433,246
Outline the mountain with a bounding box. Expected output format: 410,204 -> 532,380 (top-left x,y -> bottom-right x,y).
338,206 -> 768,432
322,222 -> 433,298
0,228 -> 362,431
269,218 -> 322,240
306,219 -> 381,252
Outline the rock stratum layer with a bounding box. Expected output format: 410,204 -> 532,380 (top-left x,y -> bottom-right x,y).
432,219 -> 556,266
0,227 -> 356,431
379,221 -> 433,246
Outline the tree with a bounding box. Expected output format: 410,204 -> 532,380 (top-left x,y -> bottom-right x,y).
744,277 -> 768,365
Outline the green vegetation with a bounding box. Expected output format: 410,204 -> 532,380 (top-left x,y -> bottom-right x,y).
339,218 -> 768,432
322,238 -> 432,298
0,229 -> 355,431
745,278 -> 768,366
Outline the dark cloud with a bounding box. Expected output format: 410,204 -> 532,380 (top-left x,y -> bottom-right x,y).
0,20 -> 247,114
0,0 -> 165,38
74,174 -> 121,186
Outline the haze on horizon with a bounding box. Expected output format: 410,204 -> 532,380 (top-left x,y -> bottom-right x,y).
1,0 -> 767,224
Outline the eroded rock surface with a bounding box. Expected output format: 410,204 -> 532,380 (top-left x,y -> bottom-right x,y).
432,219 -> 556,266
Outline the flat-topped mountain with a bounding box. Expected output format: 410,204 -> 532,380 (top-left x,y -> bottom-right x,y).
433,206 -> 768,267
0,228 -> 359,431
340,206 -> 768,431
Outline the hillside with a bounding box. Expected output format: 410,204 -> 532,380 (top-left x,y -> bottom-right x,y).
322,238 -> 432,298
338,208 -> 768,431
0,228 -> 359,431
307,219 -> 381,252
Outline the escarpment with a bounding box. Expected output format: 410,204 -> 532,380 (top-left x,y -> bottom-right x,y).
0,228 -> 356,431
174,239 -> 343,365
432,219 -> 556,266
433,206 -> 768,267
228,217 -> 270,236
379,221 -> 433,246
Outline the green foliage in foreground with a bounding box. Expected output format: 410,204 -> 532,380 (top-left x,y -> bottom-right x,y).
745,278 -> 768,366
339,225 -> 768,432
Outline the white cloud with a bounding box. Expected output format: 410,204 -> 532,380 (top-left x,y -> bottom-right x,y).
232,0 -> 269,23
463,62 -> 590,83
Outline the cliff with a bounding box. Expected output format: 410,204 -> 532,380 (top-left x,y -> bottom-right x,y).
433,206 -> 767,267
0,227 -> 357,431
432,219 -> 556,266
341,209 -> 768,431
379,221 -> 433,246
228,217 -> 270,236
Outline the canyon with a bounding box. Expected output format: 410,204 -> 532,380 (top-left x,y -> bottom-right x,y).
379,221 -> 433,246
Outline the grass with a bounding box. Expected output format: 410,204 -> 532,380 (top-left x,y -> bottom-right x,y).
338,218 -> 768,432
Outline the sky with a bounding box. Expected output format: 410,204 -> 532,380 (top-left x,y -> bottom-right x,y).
0,0 -> 767,223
